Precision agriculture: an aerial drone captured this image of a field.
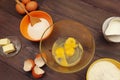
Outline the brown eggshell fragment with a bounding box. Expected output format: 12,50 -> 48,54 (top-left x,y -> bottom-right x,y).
32,66 -> 45,78
23,59 -> 35,72
34,54 -> 45,67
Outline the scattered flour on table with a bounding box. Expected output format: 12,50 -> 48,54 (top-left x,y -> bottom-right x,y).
28,18 -> 50,40
88,61 -> 120,80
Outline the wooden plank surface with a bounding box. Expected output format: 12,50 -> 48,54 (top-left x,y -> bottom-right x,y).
0,0 -> 120,80
0,60 -> 33,80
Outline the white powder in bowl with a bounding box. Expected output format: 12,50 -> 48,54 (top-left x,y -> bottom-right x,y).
87,61 -> 120,80
27,18 -> 50,40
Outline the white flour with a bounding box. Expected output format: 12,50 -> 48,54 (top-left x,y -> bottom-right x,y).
88,61 -> 120,80
28,18 -> 50,40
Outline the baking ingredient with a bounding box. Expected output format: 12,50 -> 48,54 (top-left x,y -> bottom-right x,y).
23,59 -> 35,72
26,1 -> 38,11
2,43 -> 15,54
32,66 -> 45,78
22,0 -> 30,4
15,0 -> 38,14
87,61 -> 120,80
105,19 -> 120,36
23,53 -> 46,78
16,3 -> 25,14
0,38 -> 16,54
27,18 -> 50,40
0,38 -> 10,46
55,47 -> 68,66
64,37 -> 77,56
65,37 -> 77,48
52,37 -> 83,67
34,54 -> 45,67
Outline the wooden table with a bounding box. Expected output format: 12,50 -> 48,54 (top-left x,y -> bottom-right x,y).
0,0 -> 120,80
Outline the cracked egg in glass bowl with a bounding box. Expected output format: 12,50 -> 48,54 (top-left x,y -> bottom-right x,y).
39,20 -> 95,73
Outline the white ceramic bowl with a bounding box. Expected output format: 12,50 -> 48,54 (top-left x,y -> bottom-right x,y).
102,17 -> 120,43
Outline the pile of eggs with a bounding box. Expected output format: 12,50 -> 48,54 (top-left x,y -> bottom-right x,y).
16,0 -> 38,14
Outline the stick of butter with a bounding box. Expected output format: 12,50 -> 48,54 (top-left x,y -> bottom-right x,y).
2,43 -> 15,54
0,38 -> 10,46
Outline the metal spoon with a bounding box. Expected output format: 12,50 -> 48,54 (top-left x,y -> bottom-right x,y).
15,0 -> 41,26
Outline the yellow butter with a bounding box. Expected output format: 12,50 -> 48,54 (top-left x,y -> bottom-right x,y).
0,38 -> 10,46
2,43 -> 15,54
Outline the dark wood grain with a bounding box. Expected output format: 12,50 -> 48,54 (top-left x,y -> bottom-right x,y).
0,0 -> 120,80
81,0 -> 120,14
0,60 -> 33,80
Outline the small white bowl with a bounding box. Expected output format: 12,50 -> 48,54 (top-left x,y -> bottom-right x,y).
102,17 -> 120,43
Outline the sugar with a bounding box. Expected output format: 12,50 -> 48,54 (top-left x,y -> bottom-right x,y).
88,61 -> 120,80
27,18 -> 50,40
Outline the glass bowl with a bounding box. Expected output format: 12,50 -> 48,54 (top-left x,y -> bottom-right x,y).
39,20 -> 95,73
0,36 -> 21,57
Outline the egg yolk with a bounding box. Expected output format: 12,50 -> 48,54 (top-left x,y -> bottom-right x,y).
54,37 -> 79,67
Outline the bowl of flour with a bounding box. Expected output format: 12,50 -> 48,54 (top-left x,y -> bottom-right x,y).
86,58 -> 120,80
20,11 -> 53,41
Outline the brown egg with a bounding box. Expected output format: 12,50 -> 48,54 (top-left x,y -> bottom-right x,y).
26,1 -> 38,12
22,0 -> 31,4
16,3 -> 25,14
